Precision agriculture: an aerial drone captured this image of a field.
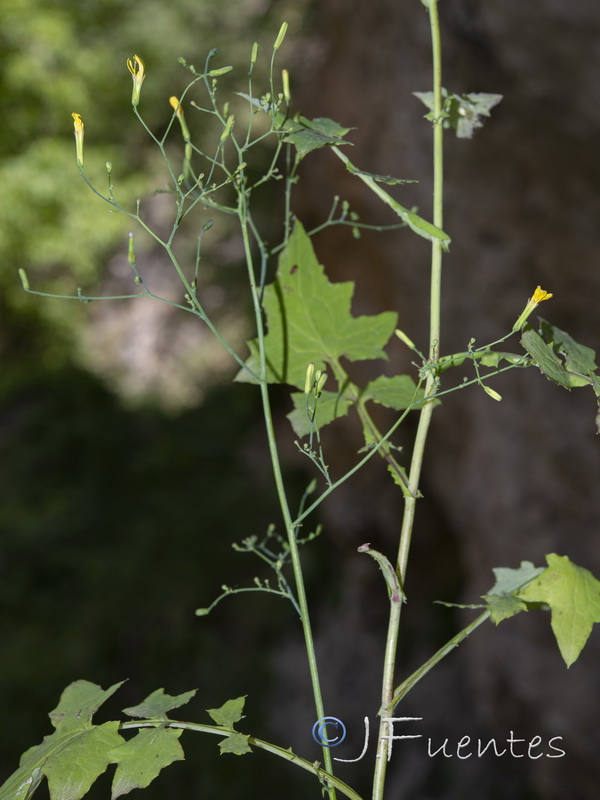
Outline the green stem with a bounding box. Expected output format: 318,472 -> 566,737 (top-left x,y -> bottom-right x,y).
238,203 -> 336,798
372,3 -> 444,799
118,720 -> 363,800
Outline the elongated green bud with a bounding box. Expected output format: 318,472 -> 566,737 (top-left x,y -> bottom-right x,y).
316,371 -> 327,395
304,362 -> 315,394
18,268 -> 29,291
394,328 -> 416,350
220,114 -> 235,142
282,69 -> 291,104
273,21 -> 288,51
482,384 -> 502,402
208,66 -> 233,77
251,42 -> 259,65
128,233 -> 136,267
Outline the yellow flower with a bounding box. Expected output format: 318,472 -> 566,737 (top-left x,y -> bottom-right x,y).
512,285 -> 553,331
127,54 -> 145,106
71,112 -> 84,165
531,286 -> 553,304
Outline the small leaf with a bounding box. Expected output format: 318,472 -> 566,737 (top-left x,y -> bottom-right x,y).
362,374 -> 426,411
386,463 -> 414,499
110,728 -> 184,799
218,733 -> 253,756
517,554 -> 600,667
486,561 -> 545,596
479,351 -> 524,368
545,323 -> 597,373
49,680 -> 125,732
483,594 -> 528,624
301,116 -> 354,138
414,89 -> 502,138
287,389 -> 353,437
282,116 -> 353,160
539,319 -> 599,390
123,688 -> 197,721
206,697 -> 246,729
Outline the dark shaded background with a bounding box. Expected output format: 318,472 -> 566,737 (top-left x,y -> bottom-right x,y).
1,1 -> 599,799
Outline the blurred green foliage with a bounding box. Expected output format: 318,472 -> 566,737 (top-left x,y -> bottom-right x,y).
0,2 -> 320,796
0,0 -> 302,366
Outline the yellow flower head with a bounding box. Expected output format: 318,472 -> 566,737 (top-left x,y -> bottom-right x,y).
71,112 -> 84,165
512,285 -> 554,331
127,54 -> 145,106
530,286 -> 553,304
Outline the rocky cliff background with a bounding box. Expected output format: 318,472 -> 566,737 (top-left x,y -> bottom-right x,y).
275,1 -> 600,797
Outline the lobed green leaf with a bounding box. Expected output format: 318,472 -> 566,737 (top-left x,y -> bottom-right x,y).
122,688 -> 197,721
482,594 -> 528,624
414,89 -> 502,138
517,554 -> 600,667
520,329 -> 574,388
362,374 -> 426,411
206,696 -> 246,729
110,728 -> 185,799
49,680 -> 125,732
43,723 -> 124,800
237,221 -> 397,389
485,561 -> 545,596
479,561 -> 544,624
217,733 -> 253,756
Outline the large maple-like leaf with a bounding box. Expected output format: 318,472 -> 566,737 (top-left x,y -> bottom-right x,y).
237,220 -> 397,390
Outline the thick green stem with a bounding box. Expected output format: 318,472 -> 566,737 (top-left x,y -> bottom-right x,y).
372,3 -> 444,799
238,207 -> 336,798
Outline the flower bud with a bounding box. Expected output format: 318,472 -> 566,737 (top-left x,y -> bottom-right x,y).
316,371 -> 328,395
273,21 -> 288,51
220,114 -> 235,143
128,232 -> 136,267
304,362 -> 315,394
282,69 -> 291,104
71,112 -> 84,165
482,384 -> 502,402
127,54 -> 145,107
169,96 -> 191,142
